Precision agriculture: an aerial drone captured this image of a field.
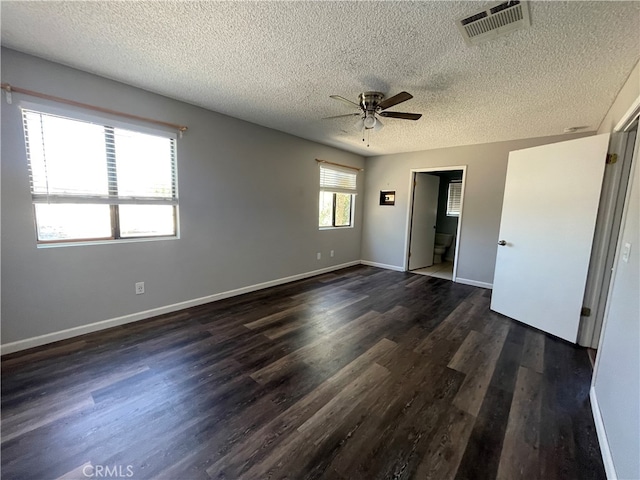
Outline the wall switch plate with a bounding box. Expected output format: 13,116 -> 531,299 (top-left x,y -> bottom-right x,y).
135,282 -> 145,295
317,252 -> 321,260
330,250 -> 334,257
622,242 -> 631,263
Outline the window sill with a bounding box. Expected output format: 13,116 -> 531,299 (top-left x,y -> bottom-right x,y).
36,235 -> 179,249
319,226 -> 354,231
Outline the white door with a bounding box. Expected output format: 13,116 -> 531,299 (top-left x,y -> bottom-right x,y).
409,173 -> 440,270
491,134 -> 610,343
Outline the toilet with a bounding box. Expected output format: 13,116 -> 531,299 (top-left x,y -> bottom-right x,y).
433,233 -> 453,264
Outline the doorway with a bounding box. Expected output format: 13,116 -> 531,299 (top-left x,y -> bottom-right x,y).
579,123 -> 638,347
405,166 -> 466,282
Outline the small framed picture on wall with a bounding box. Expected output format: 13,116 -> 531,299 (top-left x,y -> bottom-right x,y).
380,190 -> 395,206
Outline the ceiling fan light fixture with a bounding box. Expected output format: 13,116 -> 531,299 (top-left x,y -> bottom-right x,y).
363,113 -> 377,129
330,90 -> 418,141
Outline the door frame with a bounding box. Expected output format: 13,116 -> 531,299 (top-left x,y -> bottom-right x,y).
578,97 -> 640,347
404,165 -> 467,282
579,126 -> 638,347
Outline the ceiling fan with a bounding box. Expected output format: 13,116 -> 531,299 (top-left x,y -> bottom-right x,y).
326,91 -> 422,132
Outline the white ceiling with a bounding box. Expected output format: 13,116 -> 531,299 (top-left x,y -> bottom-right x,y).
1,1 -> 639,156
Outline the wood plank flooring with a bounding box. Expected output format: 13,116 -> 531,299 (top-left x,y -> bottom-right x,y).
1,266 -> 605,480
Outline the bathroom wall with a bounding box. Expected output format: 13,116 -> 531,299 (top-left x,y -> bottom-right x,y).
434,170 -> 463,262
434,170 -> 463,236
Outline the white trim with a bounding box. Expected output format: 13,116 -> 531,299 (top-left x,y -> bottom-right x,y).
37,234 -> 179,249
613,95 -> 640,132
360,260 -> 405,272
360,261 -> 494,290
590,387 -> 618,479
455,277 -> 493,289
0,259 -> 494,355
579,129 -> 637,347
319,225 -> 355,231
0,261 -> 360,355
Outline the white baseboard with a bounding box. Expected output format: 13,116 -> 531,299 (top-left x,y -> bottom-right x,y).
0,260 -> 360,355
590,387 -> 618,479
358,263 -> 494,291
360,260 -> 405,272
455,277 -> 493,289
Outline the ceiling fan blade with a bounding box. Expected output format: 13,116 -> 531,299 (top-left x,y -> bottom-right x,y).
329,95 -> 360,109
377,91 -> 413,110
378,111 -> 422,120
323,113 -> 362,119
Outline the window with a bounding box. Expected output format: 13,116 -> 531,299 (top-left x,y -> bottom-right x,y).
447,181 -> 462,217
22,109 -> 178,243
319,165 -> 357,228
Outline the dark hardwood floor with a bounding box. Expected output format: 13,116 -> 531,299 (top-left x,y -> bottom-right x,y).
1,266 -> 604,480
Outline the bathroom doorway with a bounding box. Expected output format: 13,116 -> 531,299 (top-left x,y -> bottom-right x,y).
405,167 -> 466,281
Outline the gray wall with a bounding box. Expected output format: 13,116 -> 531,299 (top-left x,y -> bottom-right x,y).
1,49 -> 365,345
592,129 -> 639,479
593,60 -> 639,479
433,170 -> 463,236
361,133 -> 592,284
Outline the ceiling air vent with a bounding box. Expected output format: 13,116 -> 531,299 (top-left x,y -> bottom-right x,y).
457,1 -> 530,46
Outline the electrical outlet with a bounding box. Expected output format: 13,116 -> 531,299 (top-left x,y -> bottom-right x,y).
135,282 -> 145,295
317,252 -> 321,260
330,250 -> 334,257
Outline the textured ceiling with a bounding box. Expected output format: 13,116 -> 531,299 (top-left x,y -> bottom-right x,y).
1,1 -> 639,156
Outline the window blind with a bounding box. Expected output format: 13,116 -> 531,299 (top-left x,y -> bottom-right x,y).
23,109 -> 177,206
319,165 -> 357,194
447,181 -> 462,216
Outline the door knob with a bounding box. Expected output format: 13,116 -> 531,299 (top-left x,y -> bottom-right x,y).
498,240 -> 507,246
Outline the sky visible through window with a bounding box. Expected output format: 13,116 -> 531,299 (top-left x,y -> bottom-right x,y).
24,110 -> 176,241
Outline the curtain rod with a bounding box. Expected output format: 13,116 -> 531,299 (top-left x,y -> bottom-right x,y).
1,83 -> 188,135
315,158 -> 363,172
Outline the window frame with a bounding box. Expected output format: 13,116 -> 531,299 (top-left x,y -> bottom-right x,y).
446,180 -> 462,217
318,164 -> 357,230
20,101 -> 180,246
320,191 -> 354,228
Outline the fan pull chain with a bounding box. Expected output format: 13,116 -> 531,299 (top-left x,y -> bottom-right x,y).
361,128 -> 371,147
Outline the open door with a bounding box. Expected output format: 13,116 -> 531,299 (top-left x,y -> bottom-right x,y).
491,134 -> 610,343
408,173 -> 440,270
